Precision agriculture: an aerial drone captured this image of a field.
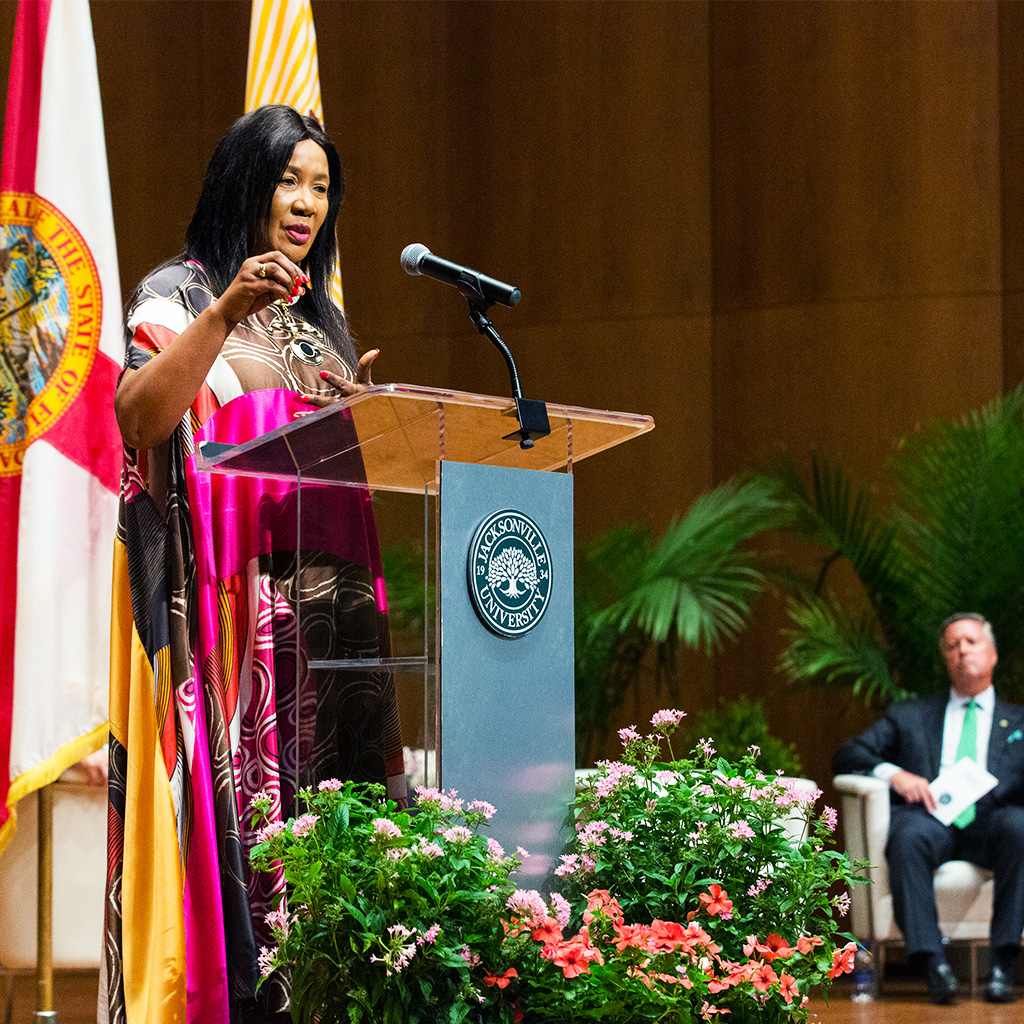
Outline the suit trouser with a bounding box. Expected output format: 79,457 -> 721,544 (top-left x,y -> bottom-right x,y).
886,803 -> 1024,957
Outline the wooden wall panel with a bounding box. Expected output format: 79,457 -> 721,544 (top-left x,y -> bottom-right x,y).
1000,2 -> 1024,387
708,0 -> 1006,800
711,1 -> 1001,313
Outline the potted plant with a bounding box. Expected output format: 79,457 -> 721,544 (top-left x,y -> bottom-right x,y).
765,386 -> 1024,704
249,780 -> 519,1024
250,709 -> 861,1023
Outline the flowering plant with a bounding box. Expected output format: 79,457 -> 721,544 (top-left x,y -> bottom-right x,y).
486,710 -> 862,1023
249,780 -> 520,1024
249,710 -> 863,1024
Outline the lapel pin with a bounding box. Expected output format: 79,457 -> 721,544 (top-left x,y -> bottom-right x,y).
1000,719 -> 1009,728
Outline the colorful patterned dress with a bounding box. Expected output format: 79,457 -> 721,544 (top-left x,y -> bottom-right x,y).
104,261 -> 404,1024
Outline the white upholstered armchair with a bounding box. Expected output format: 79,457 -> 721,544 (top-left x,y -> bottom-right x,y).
833,773 -> 994,990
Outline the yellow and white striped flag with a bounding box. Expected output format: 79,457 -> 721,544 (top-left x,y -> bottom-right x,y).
246,0 -> 344,309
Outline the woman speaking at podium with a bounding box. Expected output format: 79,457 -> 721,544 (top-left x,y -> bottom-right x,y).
107,105 -> 403,1024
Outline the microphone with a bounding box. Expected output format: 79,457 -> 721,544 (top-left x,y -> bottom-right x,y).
401,243 -> 521,308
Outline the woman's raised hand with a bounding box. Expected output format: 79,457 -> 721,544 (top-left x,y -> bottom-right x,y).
299,348 -> 379,412
215,252 -> 308,325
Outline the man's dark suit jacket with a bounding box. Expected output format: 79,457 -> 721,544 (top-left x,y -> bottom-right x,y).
833,694 -> 1024,811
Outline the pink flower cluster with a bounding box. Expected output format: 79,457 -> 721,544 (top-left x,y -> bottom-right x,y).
257,945 -> 276,979
371,817 -> 403,841
291,814 -> 320,838
254,820 -> 285,844
317,778 -> 343,792
593,761 -> 637,799
549,892 -> 572,929
747,877 -> 771,898
775,780 -> 821,810
414,786 -> 463,812
264,907 -> 291,937
728,819 -> 755,840
441,825 -> 474,844
467,800 -> 497,819
696,738 -> 716,759
554,852 -> 596,879
506,889 -> 549,924
576,820 -> 610,850
650,708 -> 686,729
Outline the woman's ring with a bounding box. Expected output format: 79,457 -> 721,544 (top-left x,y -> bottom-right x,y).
258,263 -> 267,278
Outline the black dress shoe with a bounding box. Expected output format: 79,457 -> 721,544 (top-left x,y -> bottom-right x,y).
985,964 -> 1015,1003
927,960 -> 958,1005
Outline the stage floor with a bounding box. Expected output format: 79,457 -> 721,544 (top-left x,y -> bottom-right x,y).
4,969 -> 1020,1023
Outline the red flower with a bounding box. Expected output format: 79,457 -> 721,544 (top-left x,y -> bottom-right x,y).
700,1002 -> 732,1019
779,973 -> 799,1005
827,942 -> 857,979
531,917 -> 563,946
648,918 -> 686,951
759,933 -> 795,961
683,921 -> 720,955
717,960 -> 752,987
699,884 -> 733,917
613,921 -> 649,952
750,962 -> 779,992
583,888 -> 624,925
552,941 -> 592,978
796,935 -> 824,954
483,968 -> 518,989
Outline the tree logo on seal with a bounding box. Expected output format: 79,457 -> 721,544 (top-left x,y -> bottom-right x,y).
467,509 -> 552,638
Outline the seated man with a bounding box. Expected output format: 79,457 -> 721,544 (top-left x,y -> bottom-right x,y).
833,613 -> 1024,1005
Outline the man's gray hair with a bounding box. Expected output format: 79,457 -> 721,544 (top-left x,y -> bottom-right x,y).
938,612 -> 997,652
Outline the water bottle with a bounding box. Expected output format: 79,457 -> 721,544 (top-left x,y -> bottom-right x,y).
850,945 -> 875,1002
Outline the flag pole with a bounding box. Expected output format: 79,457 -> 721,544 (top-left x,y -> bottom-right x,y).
35,783 -> 57,1023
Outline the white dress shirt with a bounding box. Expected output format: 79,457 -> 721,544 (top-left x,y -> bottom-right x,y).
872,684 -> 996,783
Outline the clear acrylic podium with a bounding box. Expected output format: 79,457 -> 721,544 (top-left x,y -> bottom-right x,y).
196,383 -> 653,880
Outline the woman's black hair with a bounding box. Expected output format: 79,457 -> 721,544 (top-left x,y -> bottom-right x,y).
184,104 -> 355,363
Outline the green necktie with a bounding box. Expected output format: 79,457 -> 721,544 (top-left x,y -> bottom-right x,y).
953,699 -> 978,828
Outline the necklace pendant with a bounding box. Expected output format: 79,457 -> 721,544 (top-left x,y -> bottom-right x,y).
289,337 -> 324,365
272,299 -> 325,364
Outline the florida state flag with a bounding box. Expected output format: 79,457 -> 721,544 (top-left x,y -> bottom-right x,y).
0,0 -> 121,851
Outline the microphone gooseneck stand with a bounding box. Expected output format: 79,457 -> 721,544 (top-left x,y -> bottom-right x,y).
464,294 -> 550,450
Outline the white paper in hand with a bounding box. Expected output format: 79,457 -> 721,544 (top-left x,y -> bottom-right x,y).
929,758 -> 998,826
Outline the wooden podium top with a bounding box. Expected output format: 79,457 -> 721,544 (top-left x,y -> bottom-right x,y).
195,383 -> 654,494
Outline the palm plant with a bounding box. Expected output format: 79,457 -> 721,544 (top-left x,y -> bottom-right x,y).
768,386 -> 1024,704
574,475 -> 795,764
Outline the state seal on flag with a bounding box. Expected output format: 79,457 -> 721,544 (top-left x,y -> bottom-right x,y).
0,191 -> 103,476
467,508 -> 552,638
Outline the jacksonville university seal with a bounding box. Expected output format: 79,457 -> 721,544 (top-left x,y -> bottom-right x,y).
0,191 -> 102,475
467,508 -> 552,638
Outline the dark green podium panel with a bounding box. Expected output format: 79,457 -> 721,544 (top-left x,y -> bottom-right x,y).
439,460 -> 574,885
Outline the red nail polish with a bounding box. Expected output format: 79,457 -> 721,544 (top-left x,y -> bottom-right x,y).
319,370 -> 330,379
